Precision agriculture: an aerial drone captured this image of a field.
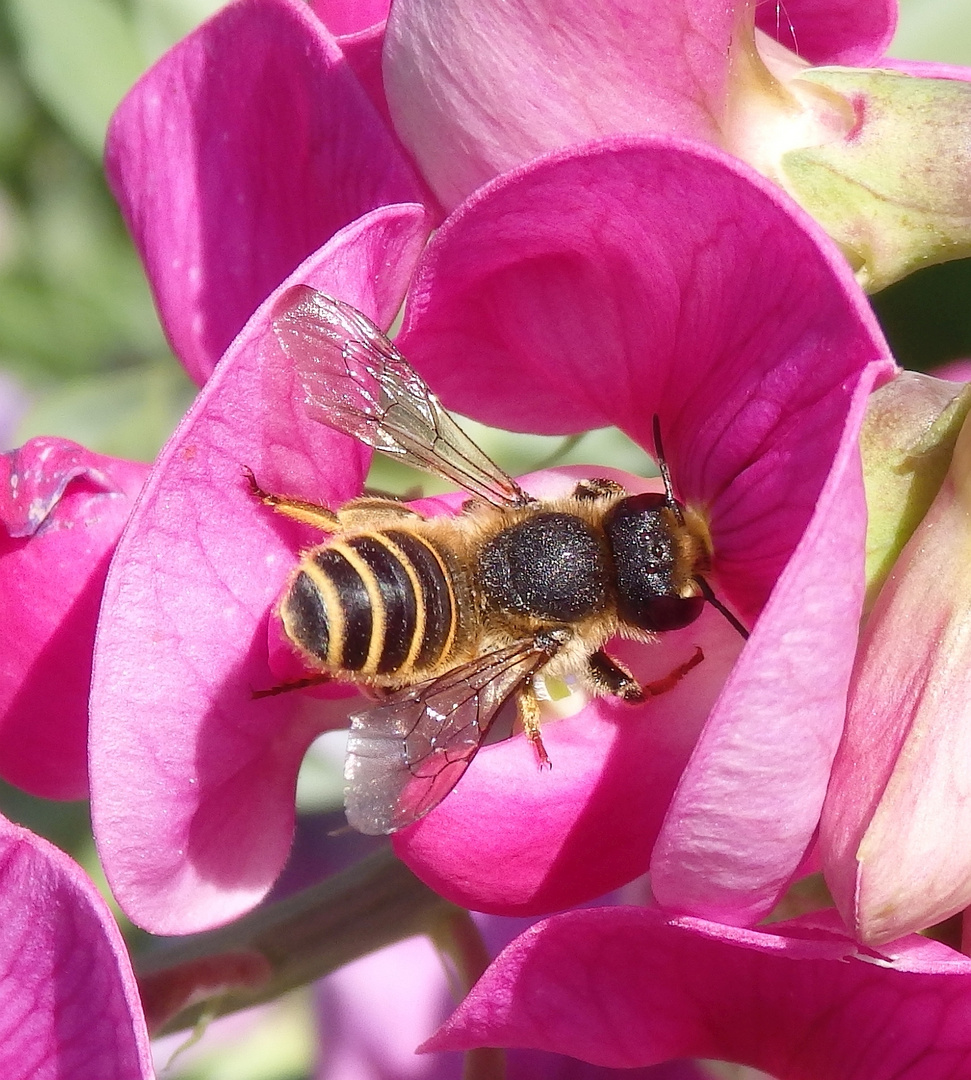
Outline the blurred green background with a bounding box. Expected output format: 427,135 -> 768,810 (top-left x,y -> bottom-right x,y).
1,0 -> 970,465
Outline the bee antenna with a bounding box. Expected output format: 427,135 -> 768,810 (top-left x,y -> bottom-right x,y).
694,576 -> 750,641
652,415 -> 684,525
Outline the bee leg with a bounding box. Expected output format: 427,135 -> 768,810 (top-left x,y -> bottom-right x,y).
519,680 -> 551,769
639,646 -> 705,699
572,477 -> 626,501
586,649 -> 644,701
334,498 -> 424,530
251,672 -> 332,699
588,646 -> 705,702
243,467 -> 340,531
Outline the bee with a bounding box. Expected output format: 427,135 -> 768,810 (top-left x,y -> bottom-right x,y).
249,285 -> 747,835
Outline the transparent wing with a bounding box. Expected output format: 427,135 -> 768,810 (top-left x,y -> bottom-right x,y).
343,639 -> 556,834
271,285 -> 529,508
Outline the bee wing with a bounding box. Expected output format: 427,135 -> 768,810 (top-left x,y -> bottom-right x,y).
343,639 -> 555,834
271,285 -> 529,508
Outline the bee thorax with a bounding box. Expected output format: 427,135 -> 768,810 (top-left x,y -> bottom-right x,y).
476,512 -> 611,621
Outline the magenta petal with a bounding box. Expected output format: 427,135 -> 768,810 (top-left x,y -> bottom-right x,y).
90,206 -> 429,933
394,140 -> 893,919
427,907 -> 971,1077
384,0 -> 741,208
0,439 -> 147,799
107,0 -> 425,384
395,612 -> 742,915
0,819 -> 152,1079
755,0 -> 896,66
309,0 -> 388,36
650,379 -> 879,923
400,138 -> 890,616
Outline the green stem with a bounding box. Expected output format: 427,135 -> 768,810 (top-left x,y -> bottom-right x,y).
137,847 -> 453,1036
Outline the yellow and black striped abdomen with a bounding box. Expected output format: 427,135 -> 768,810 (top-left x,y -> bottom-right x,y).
281,528 -> 459,680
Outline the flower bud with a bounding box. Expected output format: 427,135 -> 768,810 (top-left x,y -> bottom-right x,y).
822,392 -> 971,944
779,69 -> 971,292
858,371 -> 971,609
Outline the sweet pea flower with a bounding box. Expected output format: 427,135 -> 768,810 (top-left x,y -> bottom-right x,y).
316,925 -> 719,1079
106,0 -> 432,387
426,906 -> 971,1078
89,203 -> 428,934
90,137 -> 893,936
0,438 -> 148,799
383,0 -> 971,291
820,379 -> 971,945
383,139 -> 895,924
0,815 -> 154,1079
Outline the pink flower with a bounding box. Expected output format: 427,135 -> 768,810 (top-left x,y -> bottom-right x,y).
106,0 -> 434,386
89,204 -> 428,934
820,386 -> 971,945
316,920 -> 720,1079
0,815 -> 153,1079
385,139 -> 895,924
0,438 -> 147,799
425,905 -> 971,1078
382,0 -> 971,289
90,138 -> 893,935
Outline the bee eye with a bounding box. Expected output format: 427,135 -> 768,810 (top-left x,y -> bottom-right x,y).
604,493 -> 707,634
634,593 -> 705,632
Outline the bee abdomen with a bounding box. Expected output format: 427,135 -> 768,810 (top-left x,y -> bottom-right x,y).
282,529 -> 457,678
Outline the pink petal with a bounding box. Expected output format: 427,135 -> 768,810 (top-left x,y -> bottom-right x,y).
0,818 -> 153,1079
315,935 -> 460,1080
90,206 -> 429,934
309,0 -> 388,36
880,59 -> 971,82
107,0 -> 426,384
383,0 -> 742,209
392,139 -> 894,919
0,439 -> 147,799
399,138 -> 890,618
427,907 -> 971,1077
316,924 -> 711,1080
934,360 -> 971,382
395,607 -> 742,916
307,1 -> 397,125
821,411 -> 971,944
650,378 -> 879,923
755,0 -> 896,66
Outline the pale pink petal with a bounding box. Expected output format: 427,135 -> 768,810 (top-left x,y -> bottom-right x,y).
316,935 -> 459,1080
0,439 -> 147,799
0,819 -> 153,1079
392,139 -> 894,919
383,0 -> 742,209
90,206 -> 429,934
0,371 -> 28,448
107,0 -> 426,384
755,0 -> 896,65
427,907 -> 971,1077
821,411 -> 971,945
